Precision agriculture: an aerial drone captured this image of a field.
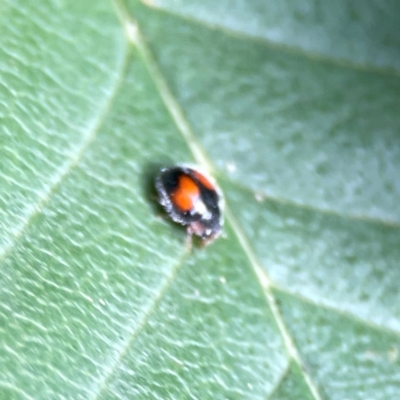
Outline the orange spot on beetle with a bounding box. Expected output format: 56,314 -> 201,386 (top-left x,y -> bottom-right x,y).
171,175 -> 199,211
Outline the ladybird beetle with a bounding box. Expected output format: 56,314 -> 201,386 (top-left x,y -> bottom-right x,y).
155,165 -> 223,244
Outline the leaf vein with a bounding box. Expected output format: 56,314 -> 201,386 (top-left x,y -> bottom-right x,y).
141,3 -> 400,78
217,173 -> 400,229
129,13 -> 324,400
273,285 -> 400,338
0,39 -> 131,266
90,250 -> 188,399
264,362 -> 290,400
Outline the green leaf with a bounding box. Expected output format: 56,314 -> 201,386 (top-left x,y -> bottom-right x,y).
1,0 -> 399,399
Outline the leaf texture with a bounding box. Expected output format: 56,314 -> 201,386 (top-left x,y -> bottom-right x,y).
1,0 -> 399,399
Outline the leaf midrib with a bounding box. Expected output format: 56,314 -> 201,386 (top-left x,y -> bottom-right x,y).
116,6 -> 324,398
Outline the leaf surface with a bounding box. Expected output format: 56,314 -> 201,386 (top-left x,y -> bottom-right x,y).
1,0 -> 399,399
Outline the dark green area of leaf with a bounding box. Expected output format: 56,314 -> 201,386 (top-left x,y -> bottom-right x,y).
270,362 -> 315,400
275,290 -> 400,400
150,0 -> 400,71
132,2 -> 400,223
